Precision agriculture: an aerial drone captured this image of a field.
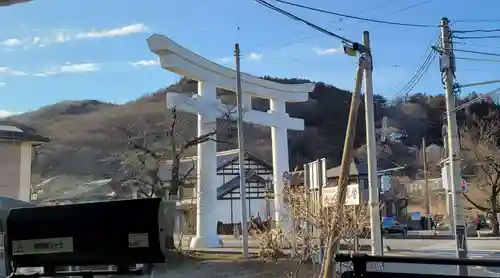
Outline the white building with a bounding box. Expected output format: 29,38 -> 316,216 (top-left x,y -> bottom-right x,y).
0,125 -> 50,202
158,149 -> 275,234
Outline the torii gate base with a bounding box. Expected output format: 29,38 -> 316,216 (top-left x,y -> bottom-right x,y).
147,34 -> 313,248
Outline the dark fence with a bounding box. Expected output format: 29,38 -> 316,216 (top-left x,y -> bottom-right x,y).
335,253 -> 498,278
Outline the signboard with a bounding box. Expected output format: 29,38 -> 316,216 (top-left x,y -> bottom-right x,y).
322,184 -> 360,207
461,178 -> 468,193
411,212 -> 421,221
382,216 -> 395,228
282,171 -> 290,183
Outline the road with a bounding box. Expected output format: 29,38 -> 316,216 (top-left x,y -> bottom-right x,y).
179,235 -> 500,254
4,237 -> 500,277
179,236 -> 500,276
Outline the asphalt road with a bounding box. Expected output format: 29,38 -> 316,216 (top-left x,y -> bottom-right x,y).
179,235 -> 500,253
3,238 -> 500,277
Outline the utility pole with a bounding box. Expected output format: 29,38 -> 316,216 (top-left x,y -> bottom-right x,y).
363,31 -> 383,256
234,43 -> 249,257
440,17 -> 468,276
321,32 -> 368,278
422,137 -> 431,230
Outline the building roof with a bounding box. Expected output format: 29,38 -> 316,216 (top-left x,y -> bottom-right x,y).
217,170 -> 269,199
158,149 -> 272,180
326,161 -> 369,178
0,125 -> 50,143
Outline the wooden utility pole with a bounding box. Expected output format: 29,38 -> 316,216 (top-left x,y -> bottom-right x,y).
320,37 -> 367,278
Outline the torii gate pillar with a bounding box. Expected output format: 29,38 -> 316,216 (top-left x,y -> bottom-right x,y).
148,34 -> 314,247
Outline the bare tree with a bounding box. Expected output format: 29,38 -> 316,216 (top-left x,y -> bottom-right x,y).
461,118 -> 500,235
114,99 -> 235,248
119,103 -> 235,198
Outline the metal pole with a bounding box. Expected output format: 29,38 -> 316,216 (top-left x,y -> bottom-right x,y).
363,31 -> 383,256
234,43 -> 249,257
422,137 -> 432,230
440,17 -> 468,276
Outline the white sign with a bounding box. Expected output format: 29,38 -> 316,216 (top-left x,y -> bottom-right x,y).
12,237 -> 74,255
322,184 -> 360,207
128,233 -> 149,248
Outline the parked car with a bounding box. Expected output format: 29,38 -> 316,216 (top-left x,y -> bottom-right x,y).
382,221 -> 408,236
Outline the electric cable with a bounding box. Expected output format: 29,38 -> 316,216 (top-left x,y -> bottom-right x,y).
272,0 -> 439,28
393,35 -> 440,100
454,28 -> 500,34
254,0 -> 356,45
456,57 -> 500,63
452,87 -> 500,112
454,41 -> 500,50
244,0 -> 433,59
454,35 -> 500,40
400,52 -> 437,100
454,48 -> 500,57
454,19 -> 500,23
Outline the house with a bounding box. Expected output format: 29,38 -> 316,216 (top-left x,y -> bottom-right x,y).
0,125 -> 50,202
292,161 -> 408,219
162,149 -> 274,232
325,161 -> 408,218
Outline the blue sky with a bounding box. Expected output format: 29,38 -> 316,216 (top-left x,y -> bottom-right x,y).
0,0 -> 499,116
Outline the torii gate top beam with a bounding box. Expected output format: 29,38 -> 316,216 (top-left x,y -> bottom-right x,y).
147,34 -> 314,102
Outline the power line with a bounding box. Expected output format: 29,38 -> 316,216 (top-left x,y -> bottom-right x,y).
454,48 -> 500,57
244,0 -> 432,60
394,35 -> 440,100
399,52 -> 437,100
454,35 -> 500,40
254,0 -> 356,45
456,57 -> 500,63
452,87 -> 500,112
454,19 -> 500,23
273,0 -> 440,28
454,41 -> 500,50
454,28 -> 500,33
389,0 -> 435,14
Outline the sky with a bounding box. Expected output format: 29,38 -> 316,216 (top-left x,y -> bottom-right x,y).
0,0 -> 499,116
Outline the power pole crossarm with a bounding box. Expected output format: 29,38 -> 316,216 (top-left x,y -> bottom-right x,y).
440,17 -> 468,276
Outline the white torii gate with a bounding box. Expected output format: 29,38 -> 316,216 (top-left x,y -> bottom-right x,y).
147,34 -> 314,248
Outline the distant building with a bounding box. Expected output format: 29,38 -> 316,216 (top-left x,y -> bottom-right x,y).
0,125 -> 49,202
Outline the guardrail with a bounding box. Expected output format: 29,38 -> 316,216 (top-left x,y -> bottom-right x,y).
335,253 -> 498,278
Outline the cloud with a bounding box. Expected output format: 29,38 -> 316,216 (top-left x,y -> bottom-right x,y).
0,82 -> 5,87
247,52 -> 263,61
3,23 -> 149,50
0,110 -> 14,118
76,23 -> 148,39
0,67 -> 27,76
2,38 -> 21,46
131,59 -> 160,67
35,62 -> 100,76
217,57 -> 233,64
313,47 -> 343,55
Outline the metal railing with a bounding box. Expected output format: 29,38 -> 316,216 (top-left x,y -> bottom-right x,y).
335,253 -> 499,278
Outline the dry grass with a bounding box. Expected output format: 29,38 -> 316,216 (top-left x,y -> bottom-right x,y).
153,253 -> 319,278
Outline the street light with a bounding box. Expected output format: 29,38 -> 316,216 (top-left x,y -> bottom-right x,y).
0,0 -> 32,6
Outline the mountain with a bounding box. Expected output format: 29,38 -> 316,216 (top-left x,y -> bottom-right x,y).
3,77 -> 468,184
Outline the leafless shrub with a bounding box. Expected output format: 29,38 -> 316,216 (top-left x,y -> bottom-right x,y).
250,172 -> 373,278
